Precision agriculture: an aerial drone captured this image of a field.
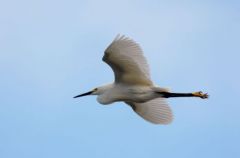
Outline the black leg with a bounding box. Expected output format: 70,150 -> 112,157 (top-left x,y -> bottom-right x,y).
159,91 -> 208,99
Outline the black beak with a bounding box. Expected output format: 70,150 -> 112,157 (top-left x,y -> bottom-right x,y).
73,91 -> 93,98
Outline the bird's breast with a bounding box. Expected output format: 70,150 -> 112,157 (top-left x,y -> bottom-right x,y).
97,94 -> 115,105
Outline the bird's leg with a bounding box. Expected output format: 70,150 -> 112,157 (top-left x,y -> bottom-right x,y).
192,91 -> 209,99
160,91 -> 208,99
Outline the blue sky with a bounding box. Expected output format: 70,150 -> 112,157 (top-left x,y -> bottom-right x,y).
0,0 -> 240,158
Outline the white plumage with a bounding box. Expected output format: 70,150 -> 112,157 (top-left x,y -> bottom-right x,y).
103,35 -> 152,86
126,98 -> 173,124
74,35 -> 208,124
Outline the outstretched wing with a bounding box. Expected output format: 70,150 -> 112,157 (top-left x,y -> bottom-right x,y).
103,35 -> 153,86
125,98 -> 173,124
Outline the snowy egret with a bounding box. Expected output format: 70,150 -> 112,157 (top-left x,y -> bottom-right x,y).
74,35 -> 208,124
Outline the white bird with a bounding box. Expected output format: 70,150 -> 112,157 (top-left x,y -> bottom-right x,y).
74,35 -> 208,124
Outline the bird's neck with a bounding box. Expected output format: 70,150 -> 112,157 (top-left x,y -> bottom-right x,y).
96,83 -> 114,95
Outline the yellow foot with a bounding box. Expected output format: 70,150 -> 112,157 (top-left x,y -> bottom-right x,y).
192,91 -> 209,99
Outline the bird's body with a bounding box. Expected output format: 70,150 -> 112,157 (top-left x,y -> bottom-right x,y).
96,84 -> 164,105
74,35 -> 208,124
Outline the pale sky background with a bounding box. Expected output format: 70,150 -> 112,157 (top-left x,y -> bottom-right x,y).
0,0 -> 240,158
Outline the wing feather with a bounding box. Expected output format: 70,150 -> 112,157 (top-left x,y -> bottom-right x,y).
103,35 -> 152,86
125,98 -> 173,124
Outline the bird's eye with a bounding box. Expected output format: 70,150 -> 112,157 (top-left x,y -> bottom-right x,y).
93,88 -> 98,91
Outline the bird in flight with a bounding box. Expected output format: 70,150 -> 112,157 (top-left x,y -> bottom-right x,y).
74,35 -> 208,124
